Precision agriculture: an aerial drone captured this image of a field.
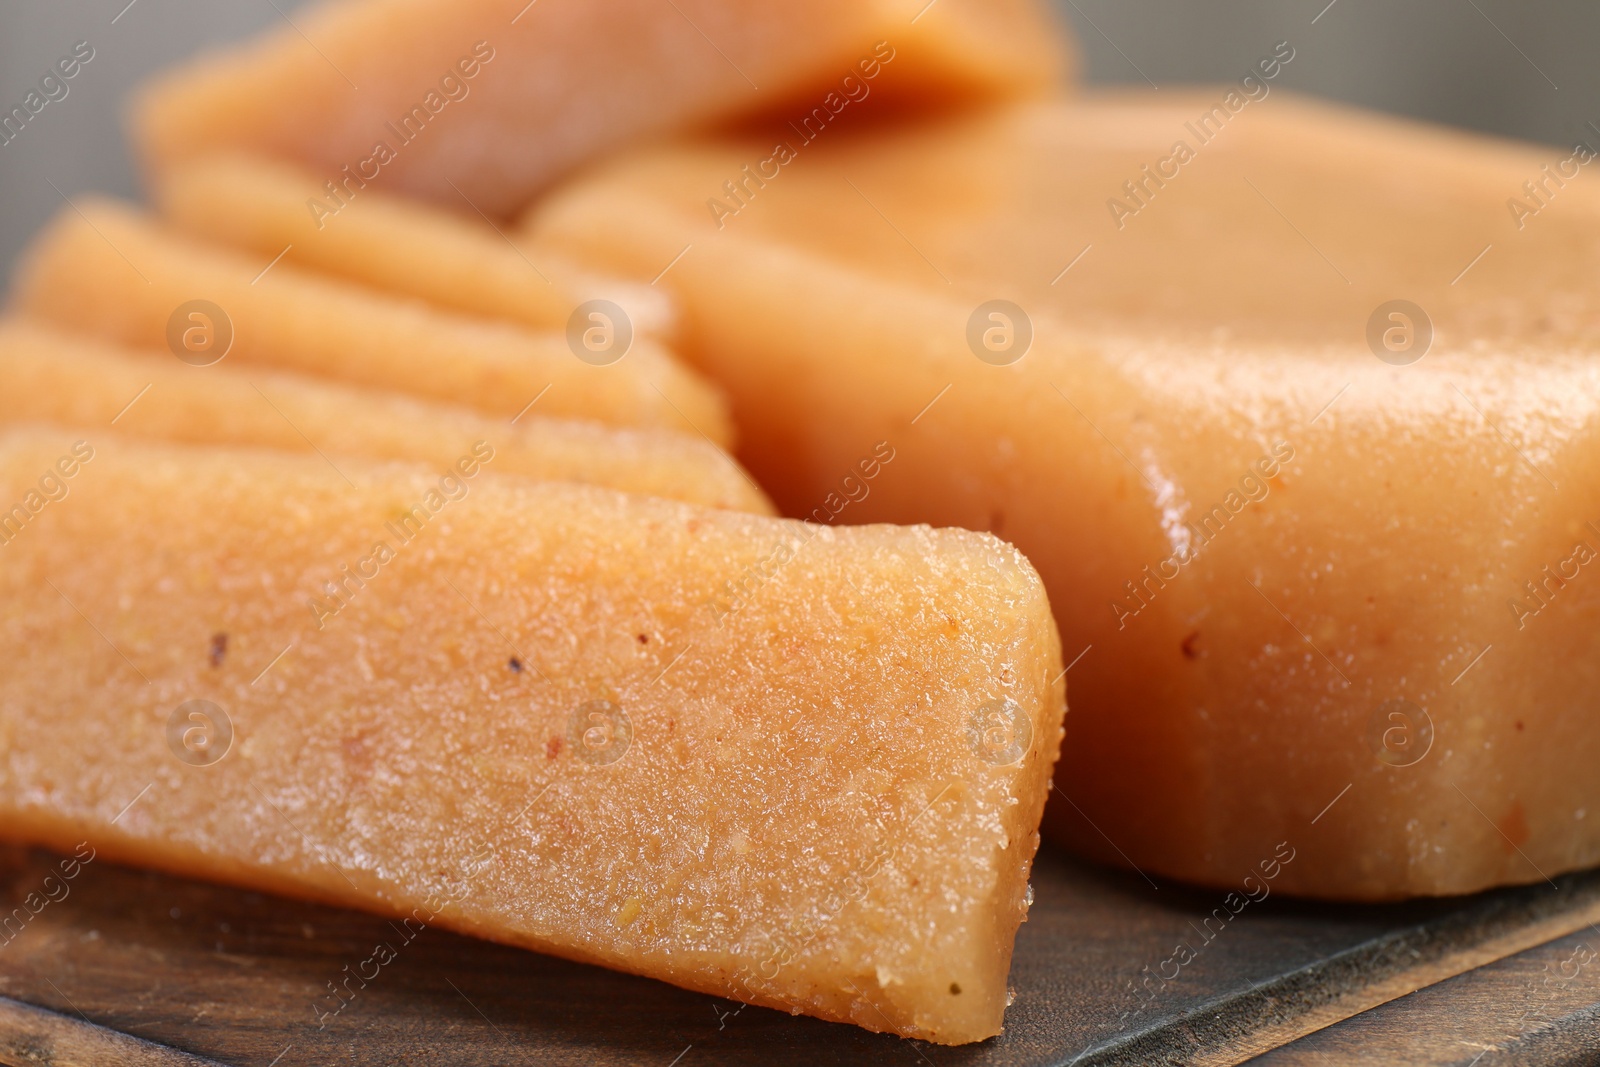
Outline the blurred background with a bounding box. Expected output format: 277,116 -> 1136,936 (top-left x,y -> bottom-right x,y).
1,0 -> 1594,284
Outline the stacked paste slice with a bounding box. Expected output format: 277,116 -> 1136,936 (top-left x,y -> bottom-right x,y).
0,429 -> 1063,1044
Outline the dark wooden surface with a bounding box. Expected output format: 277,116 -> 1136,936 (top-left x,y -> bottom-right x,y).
1,843 -> 1598,1066
1248,926 -> 1600,1066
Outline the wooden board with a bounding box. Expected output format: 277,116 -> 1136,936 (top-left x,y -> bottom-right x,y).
2,844 -> 1600,1065
1249,925 -> 1600,1066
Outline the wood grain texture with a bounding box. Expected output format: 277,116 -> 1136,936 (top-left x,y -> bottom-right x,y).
1,843 -> 1598,1066
0,995 -> 227,1067
1248,928 -> 1600,1066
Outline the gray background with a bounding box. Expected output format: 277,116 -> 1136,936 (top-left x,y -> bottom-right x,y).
0,0 -> 1593,283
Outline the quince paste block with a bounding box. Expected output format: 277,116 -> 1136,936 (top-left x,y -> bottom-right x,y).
0,319 -> 770,513
152,154 -> 675,339
525,94 -> 1600,899
9,198 -> 732,445
526,92 -> 1600,343
132,0 -> 1069,217
0,429 -> 1063,1045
